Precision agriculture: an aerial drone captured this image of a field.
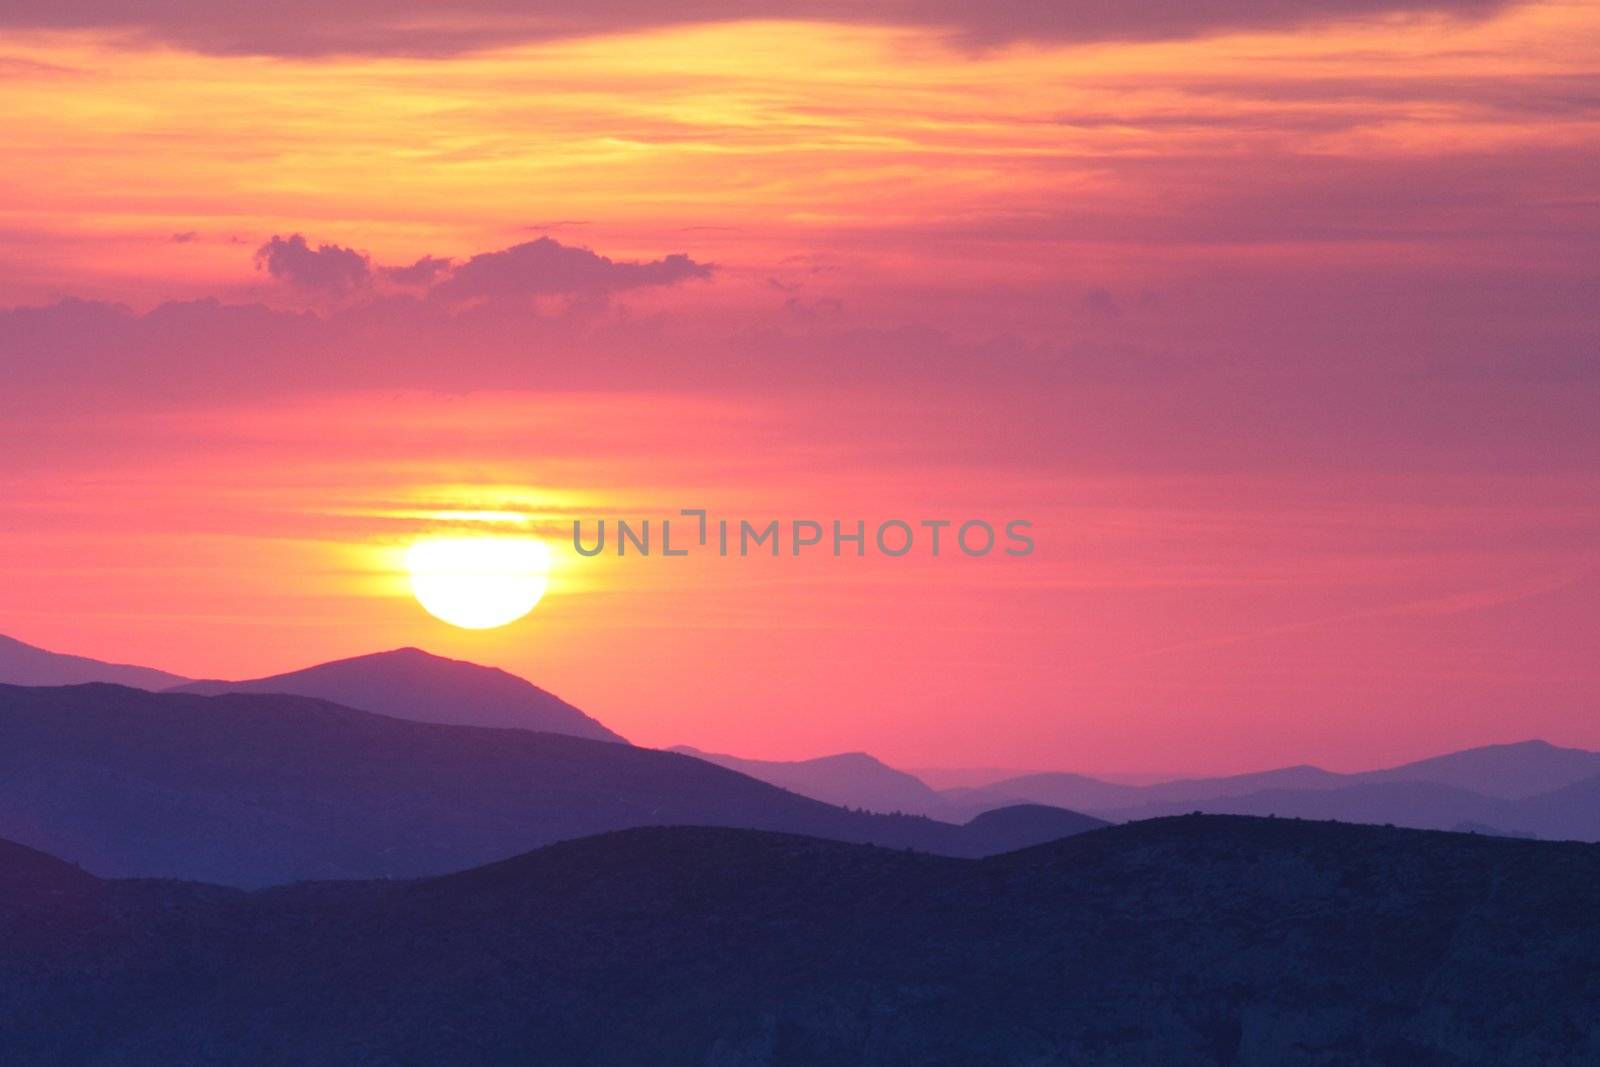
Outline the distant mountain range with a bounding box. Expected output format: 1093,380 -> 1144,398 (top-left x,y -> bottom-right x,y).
6,630 -> 1600,844
969,741 -> 1600,840
1361,740 -> 1600,798
0,633 -> 190,689
980,741 -> 1600,810
1,815 -> 1594,1064
170,646 -> 626,743
670,745 -> 942,813
677,739 -> 1600,842
0,683 -> 1105,886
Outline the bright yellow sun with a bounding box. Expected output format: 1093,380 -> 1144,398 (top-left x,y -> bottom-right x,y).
404,536 -> 551,629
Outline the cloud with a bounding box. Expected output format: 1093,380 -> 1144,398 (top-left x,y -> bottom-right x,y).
254,234 -> 370,294
428,237 -> 712,303
381,255 -> 453,287
247,233 -> 709,303
0,0 -> 1513,57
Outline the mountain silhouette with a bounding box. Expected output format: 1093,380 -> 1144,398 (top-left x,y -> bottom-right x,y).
953,803 -> 1122,854
990,763 -> 1348,812
0,632 -> 189,689
0,683 -> 1104,886
925,764 -> 1351,823
168,646 -> 626,743
1104,779 -> 1530,834
947,741 -> 1600,840
1509,773 -> 1600,842
669,745 -> 942,813
1360,739 -> 1600,799
950,771 -> 1143,814
0,838 -> 95,894
0,816 -> 1593,1064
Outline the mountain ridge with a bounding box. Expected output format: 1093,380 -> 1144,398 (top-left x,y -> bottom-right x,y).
0,682 -> 1105,886
669,744 -> 941,813
927,740 -> 1600,835
0,815 -> 1594,1064
0,632 -> 189,690
168,646 -> 626,743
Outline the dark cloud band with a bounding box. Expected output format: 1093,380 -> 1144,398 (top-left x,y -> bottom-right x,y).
252,233 -> 712,300
0,0 -> 1512,57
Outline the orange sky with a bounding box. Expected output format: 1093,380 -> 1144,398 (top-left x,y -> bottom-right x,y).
1,2 -> 1597,773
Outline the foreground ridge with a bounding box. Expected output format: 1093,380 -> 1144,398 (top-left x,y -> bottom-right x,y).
0,815 -> 1594,1065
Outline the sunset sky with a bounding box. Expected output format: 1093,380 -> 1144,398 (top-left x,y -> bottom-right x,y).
2,0 -> 1596,775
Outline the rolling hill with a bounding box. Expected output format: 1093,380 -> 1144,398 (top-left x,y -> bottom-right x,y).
0,816 -> 1594,1064
1102,779 -> 1531,835
0,682 -> 1104,886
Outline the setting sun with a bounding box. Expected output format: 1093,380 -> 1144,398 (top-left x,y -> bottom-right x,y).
1,0 -> 1597,1056
404,535 -> 551,629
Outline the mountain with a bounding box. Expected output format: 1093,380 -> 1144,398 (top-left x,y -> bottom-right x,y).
669,745 -> 942,813
1510,773 -> 1600,842
0,816 -> 1594,1064
952,803 -> 1118,854
0,838 -> 95,895
947,764 -> 1349,823
1360,739 -> 1600,799
966,770 -> 1148,812
908,765 -> 1038,789
0,683 -> 1104,886
0,632 -> 189,689
989,764 -> 1350,815
958,743 -> 1600,840
168,646 -> 626,743
1103,779 -> 1532,835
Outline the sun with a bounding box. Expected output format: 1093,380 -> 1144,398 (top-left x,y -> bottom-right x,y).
404,536 -> 551,629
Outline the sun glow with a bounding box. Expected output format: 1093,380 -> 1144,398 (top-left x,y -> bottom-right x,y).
404,536 -> 551,629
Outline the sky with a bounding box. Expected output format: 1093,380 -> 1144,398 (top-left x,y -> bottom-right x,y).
1,0 -> 1596,775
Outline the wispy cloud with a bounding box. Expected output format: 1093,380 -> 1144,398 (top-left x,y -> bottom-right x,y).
0,0 -> 1515,57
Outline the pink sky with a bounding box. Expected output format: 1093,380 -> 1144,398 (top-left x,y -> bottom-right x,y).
1,1 -> 1596,774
